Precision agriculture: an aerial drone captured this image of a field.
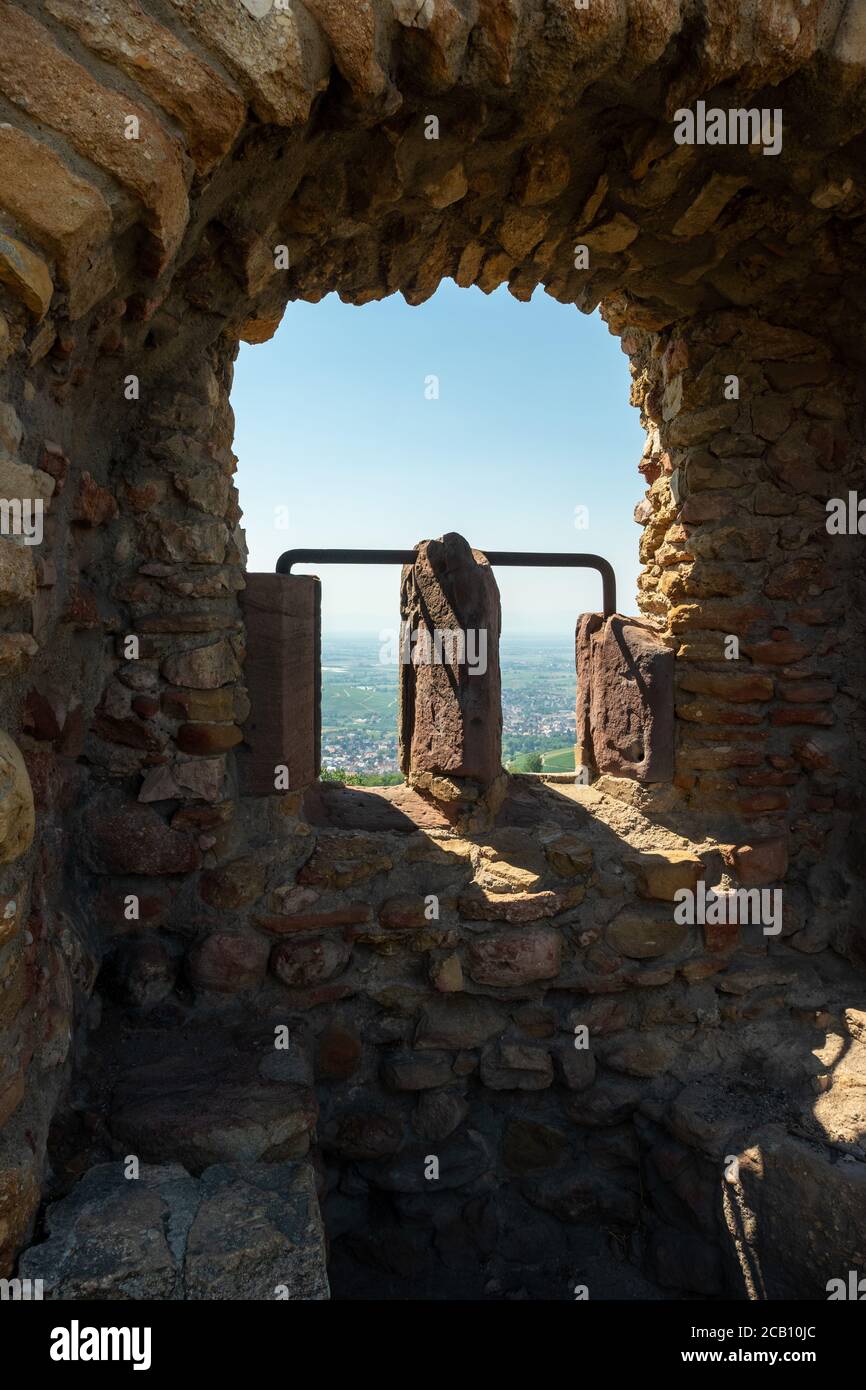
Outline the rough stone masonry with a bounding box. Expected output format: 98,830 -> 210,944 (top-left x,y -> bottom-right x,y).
0,0 -> 863,1300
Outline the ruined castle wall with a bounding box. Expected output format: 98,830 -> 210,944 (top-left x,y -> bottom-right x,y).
622,308 -> 866,962
0,0 -> 864,1291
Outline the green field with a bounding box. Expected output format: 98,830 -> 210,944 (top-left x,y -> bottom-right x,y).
540,746 -> 575,772
321,683 -> 397,727
506,744 -> 575,774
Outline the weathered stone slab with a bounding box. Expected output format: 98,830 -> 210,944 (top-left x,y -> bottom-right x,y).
576,613 -> 674,783
623,848 -> 705,900
44,0 -> 246,176
607,907 -> 688,960
165,0 -> 330,127
185,1161 -> 329,1300
466,926 -> 562,985
110,1062 -> 317,1172
240,572 -> 320,795
399,532 -> 502,792
0,5 -> 189,263
0,230 -> 53,318
303,780 -> 453,830
19,1160 -> 329,1300
81,796 -> 198,874
0,126 -> 111,282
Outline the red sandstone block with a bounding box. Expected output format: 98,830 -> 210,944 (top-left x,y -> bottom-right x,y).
786,606 -> 833,626
23,688 -> 63,742
677,701 -> 765,725
795,739 -> 839,772
93,714 -> 163,752
62,589 -> 101,629
271,936 -> 351,989
722,837 -> 788,886
41,442 -> 68,490
576,613 -> 674,782
83,800 -> 199,875
678,746 -> 765,771
239,573 -> 320,796
131,695 -> 159,719
187,930 -> 268,993
171,803 -> 233,832
669,602 -> 769,633
466,928 -> 561,987
744,638 -> 809,664
379,896 -> 434,928
778,680 -> 834,703
73,471 -> 117,526
677,669 -> 774,701
771,707 -> 834,727
399,533 -> 502,784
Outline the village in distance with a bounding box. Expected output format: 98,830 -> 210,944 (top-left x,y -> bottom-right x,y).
320,631 -> 576,785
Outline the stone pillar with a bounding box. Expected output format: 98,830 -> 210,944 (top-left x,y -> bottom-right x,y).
575,613 -> 674,783
240,572 -> 321,795
399,533 -> 504,824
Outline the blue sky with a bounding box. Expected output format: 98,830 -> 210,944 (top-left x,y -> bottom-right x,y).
232,280 -> 644,636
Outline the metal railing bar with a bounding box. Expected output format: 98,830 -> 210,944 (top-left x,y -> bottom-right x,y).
276,548 -> 616,618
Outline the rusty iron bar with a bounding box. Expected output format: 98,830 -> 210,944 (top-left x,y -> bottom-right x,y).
276,548 -> 617,619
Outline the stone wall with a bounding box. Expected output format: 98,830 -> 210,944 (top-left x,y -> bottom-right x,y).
0,0 -> 863,1294
286,782 -> 866,1298
624,308 -> 865,961
45,768 -> 861,1300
